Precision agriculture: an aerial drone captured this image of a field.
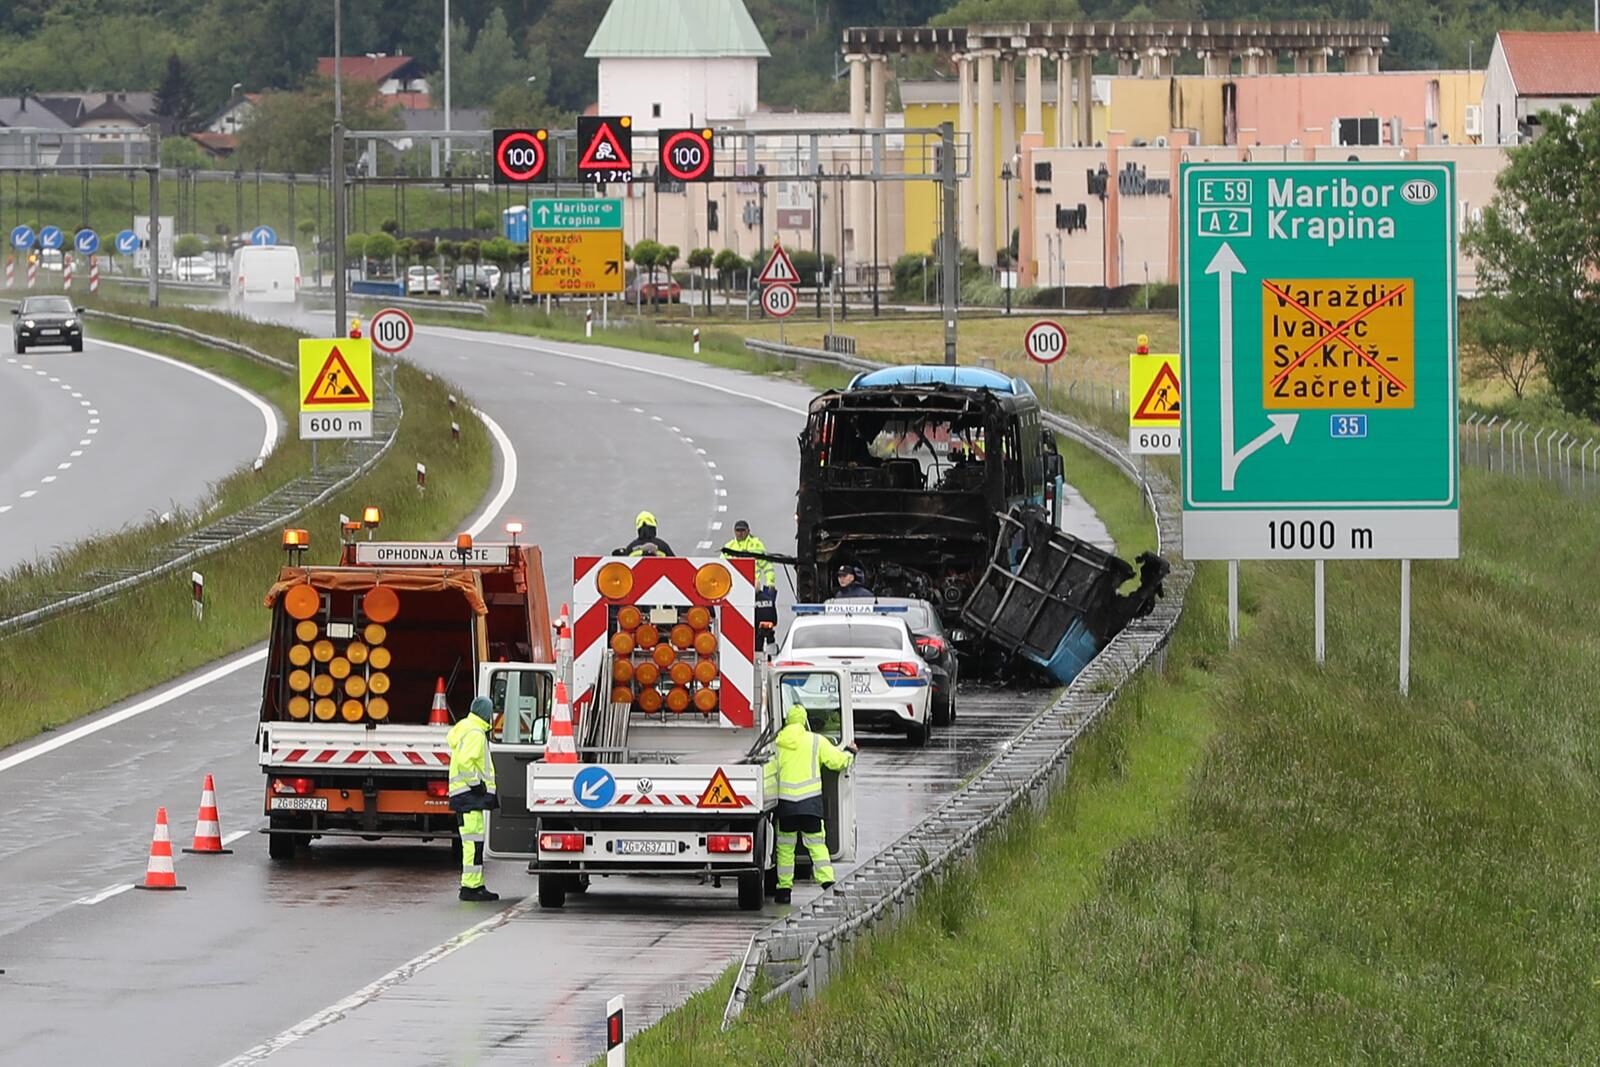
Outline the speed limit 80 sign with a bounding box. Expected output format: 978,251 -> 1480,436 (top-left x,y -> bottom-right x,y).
761,283 -> 797,318
492,128 -> 550,184
1024,320 -> 1067,364
369,307 -> 415,354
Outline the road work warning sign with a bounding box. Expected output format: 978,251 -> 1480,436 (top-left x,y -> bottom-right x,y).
697,767 -> 744,809
299,339 -> 374,411
1129,353 -> 1181,455
1261,278 -> 1414,409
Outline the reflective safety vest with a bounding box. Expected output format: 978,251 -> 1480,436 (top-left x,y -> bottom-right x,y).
446,715 -> 496,800
773,714 -> 851,817
722,534 -> 775,588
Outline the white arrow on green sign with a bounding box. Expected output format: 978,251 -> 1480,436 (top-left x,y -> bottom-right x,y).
1179,162 -> 1459,561
530,198 -> 622,231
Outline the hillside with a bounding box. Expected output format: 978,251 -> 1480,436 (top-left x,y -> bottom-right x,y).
0,0 -> 1593,124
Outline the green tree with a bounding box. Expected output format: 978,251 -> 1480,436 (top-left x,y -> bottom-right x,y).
160,136 -> 208,170
174,233 -> 204,259
473,210 -> 496,233
154,52 -> 201,133
457,6 -> 522,108
631,239 -> 663,281
1463,104 -> 1600,418
236,79 -> 398,174
380,218 -> 399,235
1461,294 -> 1543,400
364,231 -> 397,276
713,249 -> 746,289
297,217 -> 316,246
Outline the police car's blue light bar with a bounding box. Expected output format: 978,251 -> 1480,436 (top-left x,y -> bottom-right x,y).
791,603 -> 909,615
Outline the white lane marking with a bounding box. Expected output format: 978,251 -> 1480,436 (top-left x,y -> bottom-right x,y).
79,399 -> 90,406
697,540 -> 714,549
20,363 -> 32,369
717,504 -> 727,512
716,488 -> 727,496
42,475 -> 59,483
19,490 -> 37,498
79,438 -> 91,445
585,389 -> 597,396
705,460 -> 717,469
70,450 -> 82,457
669,426 -> 681,433
631,406 -> 644,413
222,829 -> 251,847
651,415 -> 662,422
217,898 -> 537,1066
48,376 -> 59,382
87,428 -> 98,434
0,648 -> 268,773
75,883 -> 134,907
57,461 -> 71,469
89,418 -> 100,425
0,505 -> 11,514
463,409 -> 517,538
91,339 -> 279,466
711,521 -> 723,530
87,408 -> 98,415
715,474 -> 725,481
695,448 -> 707,455
71,391 -> 81,397
553,380 -> 566,386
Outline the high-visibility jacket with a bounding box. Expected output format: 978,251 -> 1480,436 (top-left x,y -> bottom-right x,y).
446,714 -> 496,812
772,706 -> 851,818
722,534 -> 775,588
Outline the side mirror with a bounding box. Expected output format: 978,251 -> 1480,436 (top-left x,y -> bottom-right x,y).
8,308 -> 17,315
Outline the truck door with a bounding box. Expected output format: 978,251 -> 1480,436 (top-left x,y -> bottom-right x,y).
480,662 -> 555,858
767,667 -> 857,863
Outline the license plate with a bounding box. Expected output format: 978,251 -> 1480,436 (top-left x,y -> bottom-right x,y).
851,672 -> 873,694
269,796 -> 328,811
613,839 -> 679,856
40,329 -> 58,336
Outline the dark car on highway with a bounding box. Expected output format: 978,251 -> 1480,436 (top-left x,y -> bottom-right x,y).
11,295 -> 83,354
867,597 -> 961,725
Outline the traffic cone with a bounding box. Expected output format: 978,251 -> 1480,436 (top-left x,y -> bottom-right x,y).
134,808 -> 187,891
429,677 -> 452,726
545,680 -> 577,763
183,773 -> 233,854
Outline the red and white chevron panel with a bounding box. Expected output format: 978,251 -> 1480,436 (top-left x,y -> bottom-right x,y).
528,791 -> 755,809
268,747 -> 450,768
572,556 -> 757,729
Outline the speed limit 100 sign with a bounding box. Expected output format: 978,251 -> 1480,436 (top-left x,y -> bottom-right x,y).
369,307 -> 415,354
1024,320 -> 1067,364
761,283 -> 797,318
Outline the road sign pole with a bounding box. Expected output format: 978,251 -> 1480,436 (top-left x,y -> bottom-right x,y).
1043,362 -> 1050,409
147,137 -> 160,309
940,122 -> 959,366
1399,559 -> 1412,696
1314,559 -> 1326,666
333,122 -> 347,339
1227,561 -> 1239,648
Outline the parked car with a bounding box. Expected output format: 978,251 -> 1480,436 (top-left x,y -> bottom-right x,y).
11,295 -> 84,353
774,604 -> 936,745
624,278 -> 682,304
172,256 -> 217,282
851,598 -> 960,725
453,263 -> 501,298
406,265 -> 443,295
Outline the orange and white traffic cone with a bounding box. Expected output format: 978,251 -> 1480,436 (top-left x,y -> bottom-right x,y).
183,773 -> 233,854
545,680 -> 577,763
429,677 -> 451,726
134,808 -> 187,891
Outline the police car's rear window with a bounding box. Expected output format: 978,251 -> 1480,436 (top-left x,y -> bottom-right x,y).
791,623 -> 903,650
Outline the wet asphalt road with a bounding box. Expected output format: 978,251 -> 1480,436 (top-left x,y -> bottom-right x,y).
0,322 -> 274,572
0,307 -> 1101,1066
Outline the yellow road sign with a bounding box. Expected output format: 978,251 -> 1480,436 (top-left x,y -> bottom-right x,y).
1129,352 -> 1181,456
298,338 -> 374,412
531,230 -> 624,295
1261,278 -> 1415,410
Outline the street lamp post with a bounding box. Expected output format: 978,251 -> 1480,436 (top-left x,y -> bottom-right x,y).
1000,162 -> 1013,315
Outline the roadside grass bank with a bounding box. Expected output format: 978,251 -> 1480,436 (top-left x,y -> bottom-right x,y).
626,461 -> 1600,1062
0,359 -> 491,750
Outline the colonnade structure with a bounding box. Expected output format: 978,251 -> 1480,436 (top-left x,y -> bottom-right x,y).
843,20 -> 1390,280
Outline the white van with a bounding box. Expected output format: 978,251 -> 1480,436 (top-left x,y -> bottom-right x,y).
230,245 -> 301,304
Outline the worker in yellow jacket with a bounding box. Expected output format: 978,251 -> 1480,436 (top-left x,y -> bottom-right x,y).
447,697 -> 500,901
772,704 -> 857,904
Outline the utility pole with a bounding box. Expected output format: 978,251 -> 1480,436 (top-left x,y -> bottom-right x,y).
148,126 -> 161,308
940,122 -> 959,365
443,0 -> 452,165
333,123 -> 346,335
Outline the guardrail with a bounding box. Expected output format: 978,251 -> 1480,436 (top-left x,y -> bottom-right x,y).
721,339 -> 1191,1026
0,312 -> 400,638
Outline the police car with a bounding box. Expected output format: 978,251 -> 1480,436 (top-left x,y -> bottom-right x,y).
773,603 -> 935,745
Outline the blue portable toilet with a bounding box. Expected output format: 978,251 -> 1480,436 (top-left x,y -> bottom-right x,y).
503,206 -> 529,243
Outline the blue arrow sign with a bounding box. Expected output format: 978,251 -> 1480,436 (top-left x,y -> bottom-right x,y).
572,766 -> 616,809
39,225 -> 64,250
249,225 -> 277,246
10,225 -> 34,250
74,229 -> 100,255
114,229 -> 140,255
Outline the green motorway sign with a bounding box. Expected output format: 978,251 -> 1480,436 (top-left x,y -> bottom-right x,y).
530,198 -> 621,231
1179,162 -> 1459,560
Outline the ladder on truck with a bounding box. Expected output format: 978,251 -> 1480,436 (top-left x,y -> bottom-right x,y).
577,648 -> 632,761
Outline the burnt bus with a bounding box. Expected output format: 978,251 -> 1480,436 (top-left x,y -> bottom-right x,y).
794,366 -> 1063,653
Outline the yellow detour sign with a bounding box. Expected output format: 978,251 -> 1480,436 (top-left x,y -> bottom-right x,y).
298,338 -> 374,441
531,230 -> 625,295
1261,278 -> 1415,410
1129,353 -> 1181,455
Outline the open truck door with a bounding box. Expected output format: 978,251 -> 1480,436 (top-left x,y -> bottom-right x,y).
480,661 -> 556,858
767,666 -> 856,863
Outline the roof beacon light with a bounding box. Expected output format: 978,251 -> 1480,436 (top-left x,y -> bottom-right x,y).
455,533 -> 474,562
505,520 -> 524,544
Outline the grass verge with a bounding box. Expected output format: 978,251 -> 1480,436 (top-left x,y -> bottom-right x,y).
628,459 -> 1600,1062
0,356 -> 491,750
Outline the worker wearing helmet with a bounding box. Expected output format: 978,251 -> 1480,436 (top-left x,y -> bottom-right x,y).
447,696 -> 500,902
772,704 -> 858,904
620,510 -> 675,557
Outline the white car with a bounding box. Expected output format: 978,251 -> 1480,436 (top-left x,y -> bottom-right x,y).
774,605 -> 935,745
173,256 -> 217,282
406,265 -> 442,295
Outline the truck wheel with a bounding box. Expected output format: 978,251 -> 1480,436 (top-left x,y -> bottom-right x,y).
268,831 -> 296,861
538,873 -> 567,909
905,721 -> 929,747
738,871 -> 764,911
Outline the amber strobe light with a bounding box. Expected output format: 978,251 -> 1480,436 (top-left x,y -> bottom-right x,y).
597,561 -> 635,600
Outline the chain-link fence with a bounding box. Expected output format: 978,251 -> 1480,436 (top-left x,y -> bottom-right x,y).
1460,414 -> 1600,493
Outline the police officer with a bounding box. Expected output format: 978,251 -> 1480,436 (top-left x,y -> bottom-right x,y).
831,563 -> 874,599
772,704 -> 857,904
619,510 -> 675,557
447,696 -> 500,901
721,519 -> 775,588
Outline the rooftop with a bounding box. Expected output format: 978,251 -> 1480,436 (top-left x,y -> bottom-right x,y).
1497,31 -> 1600,97
315,54 -> 419,84
587,0 -> 770,59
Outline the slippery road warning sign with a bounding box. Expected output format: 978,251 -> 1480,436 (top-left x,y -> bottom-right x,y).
1129,353 -> 1181,455
696,767 -> 744,809
298,338 -> 374,441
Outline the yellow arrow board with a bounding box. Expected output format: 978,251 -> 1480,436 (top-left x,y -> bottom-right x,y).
531,230 -> 624,295
1129,352 -> 1181,455
298,338 -> 374,440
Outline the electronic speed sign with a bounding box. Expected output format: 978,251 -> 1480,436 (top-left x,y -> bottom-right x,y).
1024,320 -> 1067,364
493,128 -> 550,184
761,283 -> 797,318
368,307 -> 415,354
658,128 -> 714,182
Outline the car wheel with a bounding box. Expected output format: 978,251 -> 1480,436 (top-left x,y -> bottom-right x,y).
737,870 -> 764,910
13,340 -> 23,355
905,720 -> 929,746
71,340 -> 83,353
931,689 -> 952,728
